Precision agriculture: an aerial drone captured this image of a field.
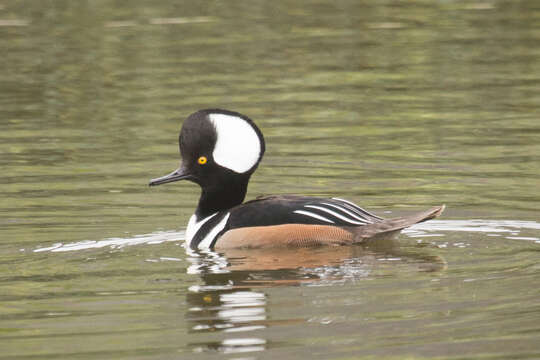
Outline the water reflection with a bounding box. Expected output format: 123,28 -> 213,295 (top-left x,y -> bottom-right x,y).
187,287 -> 268,353
187,240 -> 446,278
186,249 -> 270,353
24,219 -> 540,357
184,241 -> 445,354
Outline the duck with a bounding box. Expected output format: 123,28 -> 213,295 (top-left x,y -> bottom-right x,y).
149,109 -> 444,250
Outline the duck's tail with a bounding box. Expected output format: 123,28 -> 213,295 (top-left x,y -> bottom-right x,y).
353,205 -> 445,242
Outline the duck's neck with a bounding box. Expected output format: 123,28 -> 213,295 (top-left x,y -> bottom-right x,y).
195,179 -> 249,219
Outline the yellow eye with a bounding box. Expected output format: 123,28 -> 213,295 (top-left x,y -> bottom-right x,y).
198,156 -> 207,165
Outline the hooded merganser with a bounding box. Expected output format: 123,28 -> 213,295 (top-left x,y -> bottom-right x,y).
149,109 -> 445,250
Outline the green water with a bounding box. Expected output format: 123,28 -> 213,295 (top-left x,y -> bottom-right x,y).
1,1 -> 539,359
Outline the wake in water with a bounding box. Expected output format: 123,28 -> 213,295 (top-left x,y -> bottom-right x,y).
404,219 -> 540,242
33,219 -> 540,253
33,230 -> 185,253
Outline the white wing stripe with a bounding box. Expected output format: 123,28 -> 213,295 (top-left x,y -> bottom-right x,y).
304,205 -> 367,225
293,210 -> 335,224
331,197 -> 383,220
340,202 -> 378,220
320,202 -> 372,223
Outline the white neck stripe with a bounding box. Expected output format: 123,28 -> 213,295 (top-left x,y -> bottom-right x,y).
186,212 -> 217,248
197,213 -> 230,249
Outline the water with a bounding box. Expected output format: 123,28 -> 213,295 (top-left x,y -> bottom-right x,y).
1,0 -> 539,359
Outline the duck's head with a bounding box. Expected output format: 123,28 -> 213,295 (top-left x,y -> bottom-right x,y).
149,109 -> 265,191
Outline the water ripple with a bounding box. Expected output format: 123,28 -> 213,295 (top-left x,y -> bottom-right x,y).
32,219 -> 539,253
33,230 -> 184,253
405,219 -> 540,243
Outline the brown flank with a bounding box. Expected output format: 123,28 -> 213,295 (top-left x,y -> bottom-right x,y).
215,205 -> 445,249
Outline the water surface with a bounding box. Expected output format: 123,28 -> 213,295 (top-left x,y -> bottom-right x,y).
1,1 -> 539,359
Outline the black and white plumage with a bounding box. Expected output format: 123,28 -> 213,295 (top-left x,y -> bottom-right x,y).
149,109 -> 445,250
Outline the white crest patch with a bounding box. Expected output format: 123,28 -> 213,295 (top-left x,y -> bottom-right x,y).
208,113 -> 261,173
